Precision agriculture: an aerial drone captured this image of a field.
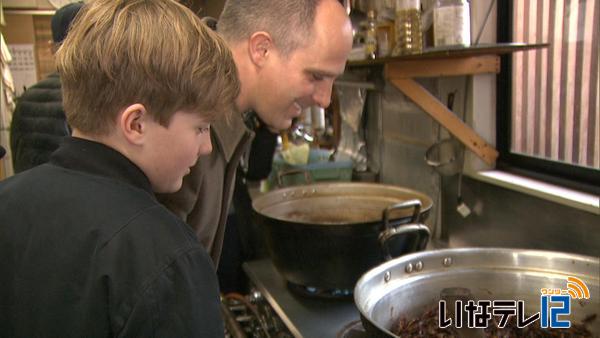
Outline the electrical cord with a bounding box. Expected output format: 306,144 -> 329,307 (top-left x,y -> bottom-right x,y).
474,0 -> 497,45
455,0 -> 497,217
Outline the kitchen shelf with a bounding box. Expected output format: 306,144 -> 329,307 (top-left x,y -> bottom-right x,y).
347,42 -> 549,66
347,42 -> 549,166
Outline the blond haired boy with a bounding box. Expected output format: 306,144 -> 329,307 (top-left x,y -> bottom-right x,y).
0,0 -> 239,336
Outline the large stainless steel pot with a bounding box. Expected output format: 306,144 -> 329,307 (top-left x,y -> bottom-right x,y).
355,248 -> 600,337
252,182 -> 433,290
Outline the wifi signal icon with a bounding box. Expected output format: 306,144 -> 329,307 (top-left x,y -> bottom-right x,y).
566,276 -> 590,299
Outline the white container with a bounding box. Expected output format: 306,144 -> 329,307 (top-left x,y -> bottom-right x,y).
433,0 -> 471,47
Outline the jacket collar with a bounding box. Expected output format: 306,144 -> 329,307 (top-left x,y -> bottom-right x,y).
50,137 -> 154,196
211,112 -> 254,161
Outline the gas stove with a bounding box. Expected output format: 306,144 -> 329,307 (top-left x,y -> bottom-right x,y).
240,259 -> 365,338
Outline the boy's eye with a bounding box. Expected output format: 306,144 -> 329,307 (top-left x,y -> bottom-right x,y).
197,126 -> 210,134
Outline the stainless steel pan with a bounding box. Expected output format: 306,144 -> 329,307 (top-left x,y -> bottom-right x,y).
354,247 -> 600,337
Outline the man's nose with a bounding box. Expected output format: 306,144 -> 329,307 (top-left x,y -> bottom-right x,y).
312,81 -> 333,108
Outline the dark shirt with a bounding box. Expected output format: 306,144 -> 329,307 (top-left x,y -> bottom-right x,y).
244,118 -> 278,181
0,137 -> 223,337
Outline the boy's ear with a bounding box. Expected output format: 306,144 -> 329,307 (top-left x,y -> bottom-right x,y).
119,103 -> 149,145
248,31 -> 273,67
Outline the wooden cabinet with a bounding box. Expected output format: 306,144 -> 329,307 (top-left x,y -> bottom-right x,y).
2,0 -> 54,9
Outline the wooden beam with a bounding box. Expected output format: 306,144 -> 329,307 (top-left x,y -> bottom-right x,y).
390,78 -> 498,166
385,55 -> 500,79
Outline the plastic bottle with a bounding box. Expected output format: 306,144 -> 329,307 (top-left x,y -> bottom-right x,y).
433,0 -> 471,47
364,9 -> 378,60
393,0 -> 422,55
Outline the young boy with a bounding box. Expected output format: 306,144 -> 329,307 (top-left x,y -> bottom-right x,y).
0,0 -> 239,336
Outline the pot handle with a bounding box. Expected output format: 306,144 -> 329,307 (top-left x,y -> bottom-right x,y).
382,199 -> 422,226
276,169 -> 312,187
378,199 -> 430,261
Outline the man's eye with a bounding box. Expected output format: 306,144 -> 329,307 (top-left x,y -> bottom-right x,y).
311,73 -> 324,81
197,126 -> 210,133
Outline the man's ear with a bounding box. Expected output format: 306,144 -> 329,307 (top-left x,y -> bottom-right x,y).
248,31 -> 273,67
119,103 -> 149,145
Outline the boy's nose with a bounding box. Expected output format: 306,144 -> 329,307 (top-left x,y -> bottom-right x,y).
198,138 -> 212,156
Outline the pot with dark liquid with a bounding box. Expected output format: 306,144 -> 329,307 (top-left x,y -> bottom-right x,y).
252,182 -> 433,290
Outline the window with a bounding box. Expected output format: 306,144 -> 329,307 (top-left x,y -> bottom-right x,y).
497,0 -> 599,193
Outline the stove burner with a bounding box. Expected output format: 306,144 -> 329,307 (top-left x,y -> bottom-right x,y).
337,319 -> 369,338
286,281 -> 353,299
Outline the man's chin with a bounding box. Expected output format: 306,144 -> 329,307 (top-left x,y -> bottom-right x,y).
263,119 -> 292,133
266,125 -> 281,133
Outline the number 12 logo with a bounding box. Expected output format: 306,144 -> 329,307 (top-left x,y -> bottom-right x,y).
540,295 -> 571,328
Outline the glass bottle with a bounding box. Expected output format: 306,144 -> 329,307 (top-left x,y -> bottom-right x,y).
364,9 -> 378,60
393,0 -> 423,55
433,0 -> 471,47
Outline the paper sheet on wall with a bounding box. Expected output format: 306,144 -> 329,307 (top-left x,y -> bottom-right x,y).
7,44 -> 37,97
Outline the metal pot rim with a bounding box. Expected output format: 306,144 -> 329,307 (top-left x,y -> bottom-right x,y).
252,182 -> 434,225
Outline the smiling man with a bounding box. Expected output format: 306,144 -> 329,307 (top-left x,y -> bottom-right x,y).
158,0 -> 353,265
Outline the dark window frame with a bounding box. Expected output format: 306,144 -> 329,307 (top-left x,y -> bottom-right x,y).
496,0 -> 600,195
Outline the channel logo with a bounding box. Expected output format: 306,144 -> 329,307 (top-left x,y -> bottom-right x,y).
541,276 -> 590,299
566,276 -> 590,299
540,276 -> 590,328
438,276 -> 592,330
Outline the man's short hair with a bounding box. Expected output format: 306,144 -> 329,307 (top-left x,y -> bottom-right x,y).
56,0 -> 240,135
218,0 -> 320,56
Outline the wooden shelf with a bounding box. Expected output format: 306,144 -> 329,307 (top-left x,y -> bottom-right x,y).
347,42 -> 550,66
346,43 -> 549,166
385,55 -> 499,79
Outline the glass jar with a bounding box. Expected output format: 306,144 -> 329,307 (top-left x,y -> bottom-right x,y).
364,9 -> 378,59
393,0 -> 423,55
433,0 -> 471,47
